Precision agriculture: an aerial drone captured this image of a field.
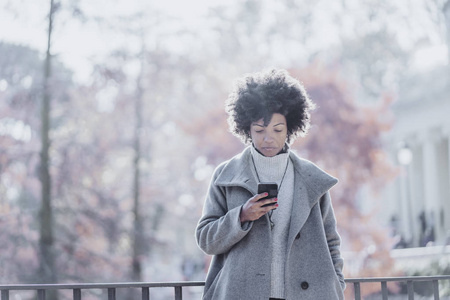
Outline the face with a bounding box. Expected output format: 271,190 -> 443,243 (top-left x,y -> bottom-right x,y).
250,113 -> 287,157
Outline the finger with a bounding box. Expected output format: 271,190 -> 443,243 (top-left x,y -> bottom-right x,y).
251,192 -> 269,202
259,197 -> 277,207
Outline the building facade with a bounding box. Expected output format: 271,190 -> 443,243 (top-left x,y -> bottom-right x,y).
383,66 -> 450,248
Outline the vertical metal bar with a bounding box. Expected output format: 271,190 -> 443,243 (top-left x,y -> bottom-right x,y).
38,289 -> 46,300
142,287 -> 149,300
1,290 -> 9,300
354,282 -> 361,300
432,280 -> 440,300
381,281 -> 388,300
73,288 -> 81,300
174,286 -> 182,300
407,280 -> 414,300
108,288 -> 116,300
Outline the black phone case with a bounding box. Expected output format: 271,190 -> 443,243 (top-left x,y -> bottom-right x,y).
257,182 -> 278,207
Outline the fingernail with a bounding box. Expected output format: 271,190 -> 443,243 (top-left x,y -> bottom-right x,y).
274,198 -> 278,201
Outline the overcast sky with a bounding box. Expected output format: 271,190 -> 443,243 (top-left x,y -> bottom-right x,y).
0,0 -> 230,82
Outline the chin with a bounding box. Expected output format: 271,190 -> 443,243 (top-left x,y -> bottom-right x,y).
261,148 -> 280,157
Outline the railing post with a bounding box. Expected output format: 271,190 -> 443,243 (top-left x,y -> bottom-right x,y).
432,280 -> 440,300
108,288 -> 116,300
174,286 -> 182,300
38,289 -> 46,300
73,288 -> 81,300
142,287 -> 149,300
1,290 -> 9,300
381,281 -> 388,300
353,282 -> 361,300
407,280 -> 414,300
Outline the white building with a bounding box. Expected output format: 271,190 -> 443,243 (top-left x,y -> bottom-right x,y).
383,66 -> 450,248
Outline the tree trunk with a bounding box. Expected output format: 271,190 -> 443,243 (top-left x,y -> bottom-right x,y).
131,40 -> 145,283
38,0 -> 57,298
444,0 -> 450,64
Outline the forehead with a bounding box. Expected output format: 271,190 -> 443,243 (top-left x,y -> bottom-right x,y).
252,113 -> 286,125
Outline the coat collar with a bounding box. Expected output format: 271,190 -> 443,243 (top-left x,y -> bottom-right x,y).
215,146 -> 338,204
214,147 -> 258,193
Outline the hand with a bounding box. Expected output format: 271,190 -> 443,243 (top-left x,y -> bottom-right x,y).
240,193 -> 278,223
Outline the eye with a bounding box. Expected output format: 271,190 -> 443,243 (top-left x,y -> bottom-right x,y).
255,130 -> 264,133
274,130 -> 283,133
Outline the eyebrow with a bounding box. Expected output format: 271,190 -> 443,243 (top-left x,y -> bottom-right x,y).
252,122 -> 285,127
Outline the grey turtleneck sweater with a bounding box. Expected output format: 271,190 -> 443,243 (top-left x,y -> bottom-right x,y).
250,146 -> 295,299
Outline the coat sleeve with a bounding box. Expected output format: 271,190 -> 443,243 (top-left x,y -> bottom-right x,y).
195,166 -> 253,255
320,191 -> 346,291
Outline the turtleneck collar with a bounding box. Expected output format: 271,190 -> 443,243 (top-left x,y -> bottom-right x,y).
251,143 -> 289,156
250,144 -> 290,183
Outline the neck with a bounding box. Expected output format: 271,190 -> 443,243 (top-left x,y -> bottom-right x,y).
250,146 -> 290,185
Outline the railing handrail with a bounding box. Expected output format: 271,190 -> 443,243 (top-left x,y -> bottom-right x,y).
0,281 -> 205,290
1,275 -> 450,300
345,275 -> 450,282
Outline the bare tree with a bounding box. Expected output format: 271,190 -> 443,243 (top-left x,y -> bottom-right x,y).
444,0 -> 450,61
131,32 -> 146,283
38,0 -> 57,298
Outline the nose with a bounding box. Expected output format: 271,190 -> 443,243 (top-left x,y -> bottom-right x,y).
263,133 -> 274,143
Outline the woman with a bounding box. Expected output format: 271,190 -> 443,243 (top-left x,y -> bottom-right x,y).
196,69 -> 345,300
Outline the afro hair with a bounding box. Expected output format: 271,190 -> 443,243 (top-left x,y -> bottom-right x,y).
226,68 -> 316,144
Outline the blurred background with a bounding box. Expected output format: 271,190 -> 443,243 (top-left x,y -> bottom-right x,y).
1,0 -> 449,299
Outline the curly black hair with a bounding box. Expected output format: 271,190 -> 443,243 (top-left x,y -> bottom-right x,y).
226,68 -> 316,144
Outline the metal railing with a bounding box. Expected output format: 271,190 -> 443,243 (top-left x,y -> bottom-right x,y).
1,275 -> 450,300
0,281 -> 204,300
346,275 -> 450,300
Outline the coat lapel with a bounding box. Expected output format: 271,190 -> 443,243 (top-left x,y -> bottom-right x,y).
287,174 -> 311,245
287,152 -> 338,246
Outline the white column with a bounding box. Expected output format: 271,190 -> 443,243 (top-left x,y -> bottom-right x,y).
421,130 -> 441,245
435,137 -> 448,244
443,135 -> 450,242
408,141 -> 423,247
399,166 -> 411,242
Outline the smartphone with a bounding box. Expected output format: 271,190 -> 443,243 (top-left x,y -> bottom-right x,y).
257,182 -> 278,207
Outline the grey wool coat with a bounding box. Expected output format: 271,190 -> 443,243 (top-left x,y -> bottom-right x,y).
196,147 -> 345,300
